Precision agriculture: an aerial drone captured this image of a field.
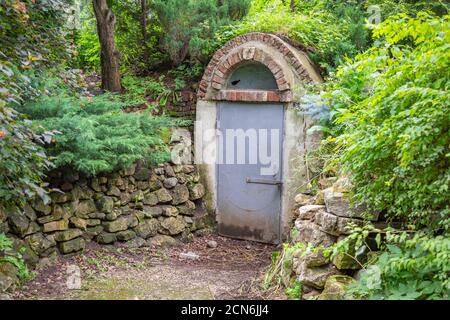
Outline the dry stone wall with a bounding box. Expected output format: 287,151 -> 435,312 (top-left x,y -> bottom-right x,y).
1,161 -> 209,267
291,177 -> 380,300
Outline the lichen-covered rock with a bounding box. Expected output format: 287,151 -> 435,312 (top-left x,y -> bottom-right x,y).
315,210 -> 364,236
53,229 -> 83,242
163,177 -> 178,189
23,204 -> 37,221
70,217 -> 88,231
50,192 -> 71,204
131,190 -> 144,202
74,200 -> 97,218
298,205 -> 325,221
171,185 -> 189,205
143,193 -> 158,206
96,196 -> 114,213
0,274 -> 15,293
318,275 -> 354,300
294,219 -> 337,247
116,230 -> 136,241
119,192 -> 131,206
134,167 -> 151,181
148,175 -> 163,191
143,206 -> 163,218
324,187 -> 378,221
10,238 -> 39,268
160,216 -> 186,235
25,233 -> 56,256
164,165 -> 175,177
103,216 -> 129,233
97,232 -> 117,244
155,188 -> 172,203
162,206 -> 179,217
88,212 -> 105,219
32,199 -> 51,216
302,250 -> 330,268
59,237 -> 85,254
42,219 -> 69,233
295,260 -> 340,289
8,212 -> 30,237
84,225 -> 104,239
189,183 -> 205,200
294,193 -> 314,206
134,219 -> 160,239
178,200 -> 196,216
126,237 -> 146,248
86,219 -> 101,227
147,234 -> 178,247
37,206 -> 68,224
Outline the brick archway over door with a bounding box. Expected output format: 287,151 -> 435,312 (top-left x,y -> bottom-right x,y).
197,32 -> 322,103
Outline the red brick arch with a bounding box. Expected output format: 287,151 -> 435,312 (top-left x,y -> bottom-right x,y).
198,32 -> 315,102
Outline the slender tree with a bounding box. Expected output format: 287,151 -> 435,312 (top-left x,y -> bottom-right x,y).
92,0 -> 122,92
141,0 -> 150,63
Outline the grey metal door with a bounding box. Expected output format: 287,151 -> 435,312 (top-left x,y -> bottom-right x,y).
217,102 -> 283,244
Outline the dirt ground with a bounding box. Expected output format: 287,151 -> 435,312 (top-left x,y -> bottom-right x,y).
11,235 -> 286,300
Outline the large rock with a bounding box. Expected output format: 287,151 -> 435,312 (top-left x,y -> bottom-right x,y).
143,206 -> 163,218
298,205 -> 325,221
171,185 -> 189,205
131,190 -> 144,202
160,216 -> 186,235
103,216 -> 129,233
294,260 -> 340,289
324,187 -> 378,221
23,204 -> 37,221
70,217 -> 88,231
84,225 -> 104,239
293,219 -> 337,247
178,200 -> 196,216
0,274 -> 15,293
315,210 -> 364,236
162,206 -> 179,217
294,193 -> 314,206
8,212 -> 30,237
74,200 -> 97,218
134,167 -> 151,181
318,275 -> 354,300
50,191 -> 72,204
42,219 -> 69,233
116,230 -> 136,241
32,199 -> 51,216
148,175 -> 163,191
155,188 -> 172,203
58,237 -> 85,254
37,205 -> 69,224
10,238 -> 39,268
163,177 -> 178,189
96,196 -> 115,213
25,233 -> 56,256
71,185 -> 94,201
147,235 -> 178,247
97,232 -> 117,244
134,219 -> 160,239
143,193 -> 158,206
189,184 -> 205,200
54,229 -> 83,242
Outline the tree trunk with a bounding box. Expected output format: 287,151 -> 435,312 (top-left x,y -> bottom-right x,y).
141,0 -> 150,63
92,0 -> 122,92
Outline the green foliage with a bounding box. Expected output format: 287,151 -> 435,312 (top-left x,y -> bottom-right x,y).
285,279 -> 302,300
0,233 -> 33,281
216,0 -> 370,74
325,13 -> 450,228
152,0 -> 251,66
329,227 -> 450,300
17,93 -> 190,176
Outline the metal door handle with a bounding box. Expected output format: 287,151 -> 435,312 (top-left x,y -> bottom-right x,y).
246,177 -> 283,185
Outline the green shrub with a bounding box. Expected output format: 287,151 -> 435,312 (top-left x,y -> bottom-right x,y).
0,233 -> 33,281
18,94 -> 190,176
152,0 -> 251,66
325,13 -> 450,228
335,228 -> 450,300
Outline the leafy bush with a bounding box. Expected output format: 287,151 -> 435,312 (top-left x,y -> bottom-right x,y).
152,0 -> 251,66
332,227 -> 450,300
215,0 -> 370,75
18,94 -> 190,176
325,13 -> 450,228
0,233 -> 33,281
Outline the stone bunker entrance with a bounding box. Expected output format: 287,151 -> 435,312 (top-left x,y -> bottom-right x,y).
195,32 -> 323,244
